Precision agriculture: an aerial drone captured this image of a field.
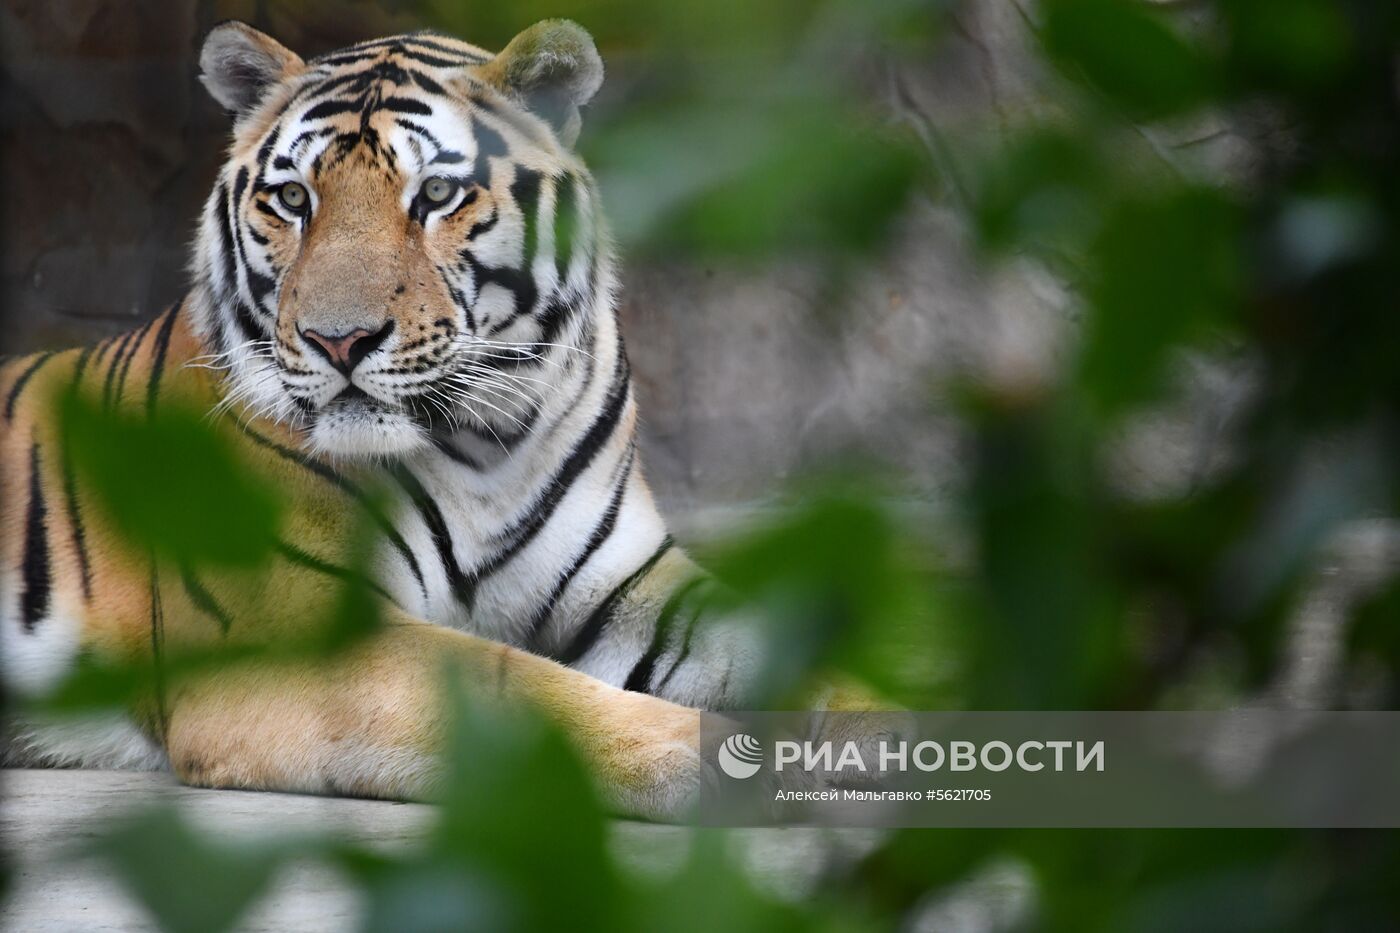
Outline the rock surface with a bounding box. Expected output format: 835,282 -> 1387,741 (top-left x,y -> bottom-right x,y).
0,768 -> 888,932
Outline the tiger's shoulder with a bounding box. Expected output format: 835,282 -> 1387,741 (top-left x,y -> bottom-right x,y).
1,302 -> 191,434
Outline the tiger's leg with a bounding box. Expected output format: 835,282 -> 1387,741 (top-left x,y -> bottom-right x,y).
164,619 -> 704,821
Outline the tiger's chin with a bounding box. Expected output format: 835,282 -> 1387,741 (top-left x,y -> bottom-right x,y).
307,403 -> 430,459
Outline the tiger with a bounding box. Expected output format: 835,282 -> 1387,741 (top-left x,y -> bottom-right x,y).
0,19 -> 786,821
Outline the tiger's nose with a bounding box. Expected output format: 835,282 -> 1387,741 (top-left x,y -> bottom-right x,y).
302,321 -> 394,374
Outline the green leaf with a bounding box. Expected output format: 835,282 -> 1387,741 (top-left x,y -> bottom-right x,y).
592,103 -> 921,258
964,398 -> 1127,707
427,688 -> 621,932
1041,0 -> 1217,119
85,807 -> 286,933
59,390 -> 283,567
974,128 -> 1107,256
1077,188 -> 1240,414
1222,0 -> 1352,91
702,489 -> 929,703
627,832 -> 825,933
356,859 -> 514,933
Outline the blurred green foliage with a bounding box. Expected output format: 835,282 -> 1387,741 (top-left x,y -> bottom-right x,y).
1041,0 -> 1217,119
61,391 -> 283,567
85,807 -> 295,933
12,0 -> 1400,929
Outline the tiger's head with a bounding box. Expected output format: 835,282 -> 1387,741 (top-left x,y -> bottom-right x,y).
191,20 -> 612,458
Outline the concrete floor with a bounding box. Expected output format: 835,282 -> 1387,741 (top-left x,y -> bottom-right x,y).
0,769 -> 888,932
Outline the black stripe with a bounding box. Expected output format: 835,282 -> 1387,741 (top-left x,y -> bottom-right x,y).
5,352 -> 55,421
228,168 -> 276,314
391,465 -> 475,610
431,434 -> 484,470
395,118 -> 443,151
304,98 -> 360,121
466,205 -> 499,241
312,51 -> 385,68
20,443 -> 52,632
429,148 -> 466,166
465,93 -> 555,149
398,35 -> 488,59
303,70 -> 367,102
239,423 -> 344,485
233,300 -> 264,346
479,166 -> 544,330
716,657 -> 735,707
322,132 -> 361,168
460,248 -> 538,333
276,541 -> 395,603
553,173 -> 578,285
444,277 -> 477,333
255,123 -> 283,174
245,267 -> 275,310
554,536 -> 675,666
102,330 -> 137,408
211,311 -> 233,362
381,97 -> 432,115
654,588 -> 718,693
438,187 -> 480,225
229,169 -> 252,275
410,70 -> 446,95
538,295 -> 583,346
71,343 -> 96,386
70,345 -> 95,395
146,303 -> 181,417
467,339 -> 631,583
114,317 -> 156,406
209,182 -> 237,303
61,347 -> 95,602
88,336 -> 116,372
400,131 -> 425,168
287,127 -> 334,159
312,35 -> 485,67
472,119 -> 509,174
150,561 -> 170,747
398,48 -> 485,69
314,47 -> 442,70
238,425 -> 427,599
458,400 -> 539,453
525,445 -> 633,649
400,37 -> 488,59
514,167 -> 542,274
180,566 -> 235,636
313,35 -> 487,63
624,576 -> 708,693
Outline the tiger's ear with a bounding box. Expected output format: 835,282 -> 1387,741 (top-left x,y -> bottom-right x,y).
474,20 -> 603,146
200,21 -> 305,116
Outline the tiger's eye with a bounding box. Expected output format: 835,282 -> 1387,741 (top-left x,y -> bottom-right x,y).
422,176 -> 456,204
278,182 -> 309,211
